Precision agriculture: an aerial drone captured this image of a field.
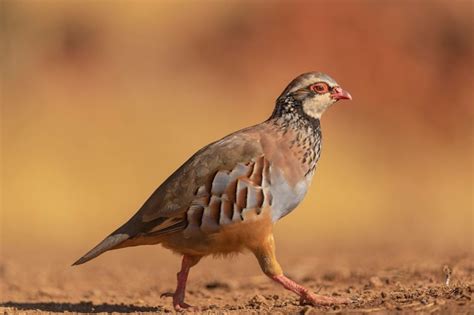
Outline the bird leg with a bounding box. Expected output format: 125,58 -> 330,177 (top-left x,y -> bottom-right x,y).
161,254 -> 201,311
252,234 -> 350,306
271,274 -> 350,305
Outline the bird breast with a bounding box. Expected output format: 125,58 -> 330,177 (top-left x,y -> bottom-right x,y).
269,166 -> 312,222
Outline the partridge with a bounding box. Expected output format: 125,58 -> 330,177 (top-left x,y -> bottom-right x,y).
73,72 -> 352,310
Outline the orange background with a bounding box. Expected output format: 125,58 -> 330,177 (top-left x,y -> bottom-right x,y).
1,1 -> 472,261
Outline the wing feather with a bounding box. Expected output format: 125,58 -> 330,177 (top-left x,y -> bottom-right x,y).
111,127 -> 266,239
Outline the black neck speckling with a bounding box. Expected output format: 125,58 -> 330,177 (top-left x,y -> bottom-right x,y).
268,95 -> 323,176
269,96 -> 321,131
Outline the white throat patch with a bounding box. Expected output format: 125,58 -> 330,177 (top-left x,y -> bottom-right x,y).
302,94 -> 334,119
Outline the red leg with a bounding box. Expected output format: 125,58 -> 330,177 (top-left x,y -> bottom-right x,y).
272,274 -> 350,305
161,255 -> 201,311
252,234 -> 350,307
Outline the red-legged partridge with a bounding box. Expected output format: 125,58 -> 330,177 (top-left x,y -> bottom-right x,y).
73,72 -> 352,311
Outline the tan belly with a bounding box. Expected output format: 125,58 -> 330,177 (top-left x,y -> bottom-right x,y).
160,207 -> 273,256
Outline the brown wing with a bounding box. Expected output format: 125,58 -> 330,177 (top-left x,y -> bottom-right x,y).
181,155 -> 272,239
112,126 -> 266,239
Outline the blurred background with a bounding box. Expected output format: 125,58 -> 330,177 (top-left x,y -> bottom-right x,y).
1,0 -> 473,265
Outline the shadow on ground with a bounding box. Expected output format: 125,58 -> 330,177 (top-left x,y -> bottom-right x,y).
0,301 -> 163,313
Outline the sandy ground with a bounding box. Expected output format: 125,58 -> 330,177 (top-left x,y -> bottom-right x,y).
0,246 -> 472,314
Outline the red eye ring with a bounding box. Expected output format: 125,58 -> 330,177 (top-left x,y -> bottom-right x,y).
310,82 -> 329,94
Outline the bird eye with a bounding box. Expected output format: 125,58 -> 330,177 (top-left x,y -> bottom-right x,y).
310,83 -> 329,94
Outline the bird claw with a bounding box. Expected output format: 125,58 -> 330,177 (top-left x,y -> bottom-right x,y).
174,302 -> 199,312
160,292 -> 174,298
299,292 -> 351,306
160,292 -> 198,312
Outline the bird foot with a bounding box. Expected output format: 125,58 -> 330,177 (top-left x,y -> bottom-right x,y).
161,292 -> 198,312
299,292 -> 351,306
173,301 -> 198,312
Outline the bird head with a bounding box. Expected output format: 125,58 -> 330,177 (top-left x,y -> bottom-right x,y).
276,72 -> 352,120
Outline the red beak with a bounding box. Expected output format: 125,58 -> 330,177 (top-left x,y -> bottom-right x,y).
331,87 -> 352,101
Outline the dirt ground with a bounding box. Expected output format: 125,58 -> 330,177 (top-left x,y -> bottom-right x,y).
0,246 -> 472,314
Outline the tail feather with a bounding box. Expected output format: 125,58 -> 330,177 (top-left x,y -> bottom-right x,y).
72,233 -> 130,266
